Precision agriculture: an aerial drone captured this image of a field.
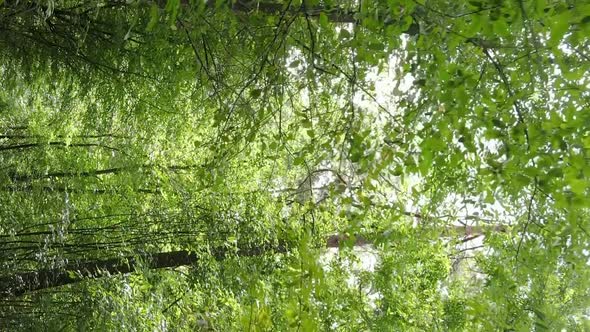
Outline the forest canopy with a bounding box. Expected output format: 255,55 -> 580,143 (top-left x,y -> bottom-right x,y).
1,0 -> 590,330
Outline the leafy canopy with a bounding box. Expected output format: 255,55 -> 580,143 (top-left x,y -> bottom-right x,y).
0,0 -> 589,330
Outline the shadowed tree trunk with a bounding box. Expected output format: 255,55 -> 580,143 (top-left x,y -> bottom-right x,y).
0,244 -> 286,297
1,224 -> 506,297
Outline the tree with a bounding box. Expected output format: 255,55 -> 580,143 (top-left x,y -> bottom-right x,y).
1,0 -> 590,330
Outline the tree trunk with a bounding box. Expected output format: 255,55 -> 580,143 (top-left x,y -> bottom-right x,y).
0,225 -> 506,297
0,244 -> 285,297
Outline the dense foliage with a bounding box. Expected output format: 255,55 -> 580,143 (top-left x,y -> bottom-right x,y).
1,0 -> 589,330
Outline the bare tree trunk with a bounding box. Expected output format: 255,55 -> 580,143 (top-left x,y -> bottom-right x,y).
0,244 -> 285,297
1,225 -> 507,297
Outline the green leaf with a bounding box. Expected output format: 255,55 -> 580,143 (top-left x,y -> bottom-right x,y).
250,89 -> 262,98
147,4 -> 160,31
165,0 -> 181,26
549,12 -> 571,47
339,29 -> 351,39
319,12 -> 329,27
570,179 -> 586,195
492,119 -> 506,128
